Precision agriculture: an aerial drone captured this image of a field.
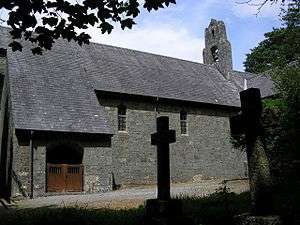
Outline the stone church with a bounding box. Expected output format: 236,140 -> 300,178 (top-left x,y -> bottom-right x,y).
0,19 -> 274,199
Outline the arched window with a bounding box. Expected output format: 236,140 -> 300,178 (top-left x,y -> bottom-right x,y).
210,45 -> 219,62
46,143 -> 84,164
180,110 -> 188,135
118,104 -> 127,131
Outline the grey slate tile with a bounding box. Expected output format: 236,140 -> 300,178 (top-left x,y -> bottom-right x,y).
0,27 -> 274,134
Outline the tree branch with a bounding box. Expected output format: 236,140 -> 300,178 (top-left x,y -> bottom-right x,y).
235,0 -> 276,16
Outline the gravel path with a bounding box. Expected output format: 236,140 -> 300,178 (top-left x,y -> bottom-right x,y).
16,179 -> 249,209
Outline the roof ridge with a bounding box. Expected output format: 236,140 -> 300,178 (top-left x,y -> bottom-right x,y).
85,50 -> 221,82
88,41 -> 220,71
0,25 -> 248,79
0,25 -> 223,74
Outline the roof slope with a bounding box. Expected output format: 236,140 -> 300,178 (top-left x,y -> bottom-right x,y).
82,42 -> 241,107
230,70 -> 275,98
0,27 -> 273,134
0,27 -> 112,134
247,74 -> 275,97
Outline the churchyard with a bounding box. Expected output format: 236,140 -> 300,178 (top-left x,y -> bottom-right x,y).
1,89 -> 299,225
0,1 -> 299,224
1,180 -> 251,225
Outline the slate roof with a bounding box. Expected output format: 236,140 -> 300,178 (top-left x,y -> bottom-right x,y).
0,27 -> 274,134
247,74 -> 275,97
0,27 -> 112,134
82,43 -> 241,107
230,70 -> 275,98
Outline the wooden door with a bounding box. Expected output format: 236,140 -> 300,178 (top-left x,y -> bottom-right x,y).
47,164 -> 83,192
66,165 -> 84,192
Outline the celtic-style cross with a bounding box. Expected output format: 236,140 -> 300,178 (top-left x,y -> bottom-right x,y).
151,116 -> 176,201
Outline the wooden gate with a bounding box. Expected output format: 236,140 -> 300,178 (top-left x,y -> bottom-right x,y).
47,164 -> 83,192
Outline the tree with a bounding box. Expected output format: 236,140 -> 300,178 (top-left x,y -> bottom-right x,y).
270,61 -> 300,158
243,0 -> 300,193
241,4 -> 299,220
244,0 -> 300,73
0,0 -> 176,54
234,0 -> 300,180
242,0 -> 300,159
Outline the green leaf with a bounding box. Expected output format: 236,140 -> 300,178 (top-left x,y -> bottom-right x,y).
8,41 -> 23,52
120,18 -> 135,30
99,22 -> 114,34
32,47 -> 43,55
42,17 -> 59,27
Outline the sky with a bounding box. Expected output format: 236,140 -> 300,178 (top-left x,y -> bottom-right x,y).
86,0 -> 283,71
0,0 -> 283,71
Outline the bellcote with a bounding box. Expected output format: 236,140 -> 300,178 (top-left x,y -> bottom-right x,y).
203,19 -> 233,79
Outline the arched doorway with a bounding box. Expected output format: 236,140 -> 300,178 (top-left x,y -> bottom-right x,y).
46,143 -> 84,192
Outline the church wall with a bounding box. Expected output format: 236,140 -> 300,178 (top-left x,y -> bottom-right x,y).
98,95 -> 247,186
103,99 -> 157,185
11,134 -> 31,198
83,146 -> 112,193
10,133 -> 113,198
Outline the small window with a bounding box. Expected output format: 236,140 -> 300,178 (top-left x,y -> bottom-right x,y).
118,104 -> 127,131
211,46 -> 219,62
180,110 -> 188,135
212,29 -> 215,37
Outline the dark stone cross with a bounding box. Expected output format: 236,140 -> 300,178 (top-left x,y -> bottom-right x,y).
145,116 -> 186,225
151,116 -> 176,201
230,88 -> 273,216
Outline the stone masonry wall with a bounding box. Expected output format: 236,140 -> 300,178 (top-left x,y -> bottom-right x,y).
83,146 -> 112,193
99,95 -> 247,186
203,19 -> 233,79
11,134 -> 31,198
10,133 -> 113,198
0,51 -> 113,198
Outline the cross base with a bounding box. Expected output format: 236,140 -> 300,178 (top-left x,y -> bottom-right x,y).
145,199 -> 191,225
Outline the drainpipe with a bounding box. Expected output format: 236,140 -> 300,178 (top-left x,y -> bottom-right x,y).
29,130 -> 34,199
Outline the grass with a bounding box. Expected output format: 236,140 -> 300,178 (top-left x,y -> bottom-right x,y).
0,206 -> 145,225
179,190 -> 251,225
0,189 -> 252,225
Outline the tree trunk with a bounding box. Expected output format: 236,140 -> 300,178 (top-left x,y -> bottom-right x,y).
246,134 -> 273,215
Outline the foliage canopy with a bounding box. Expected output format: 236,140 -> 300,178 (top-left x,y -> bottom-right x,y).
244,1 -> 300,73
0,0 -> 176,54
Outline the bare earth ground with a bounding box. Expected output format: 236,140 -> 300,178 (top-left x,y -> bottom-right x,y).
15,179 -> 249,209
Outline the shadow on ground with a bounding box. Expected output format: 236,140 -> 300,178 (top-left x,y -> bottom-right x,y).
0,206 -> 145,225
0,191 -> 252,225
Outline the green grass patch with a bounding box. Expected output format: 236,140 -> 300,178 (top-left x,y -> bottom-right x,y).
179,191 -> 251,225
0,206 -> 145,225
1,191 -> 251,225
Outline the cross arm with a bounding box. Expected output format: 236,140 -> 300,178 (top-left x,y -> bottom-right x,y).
151,130 -> 176,145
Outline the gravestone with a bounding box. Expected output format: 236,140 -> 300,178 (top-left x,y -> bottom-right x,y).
145,116 -> 184,225
230,88 -> 281,225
